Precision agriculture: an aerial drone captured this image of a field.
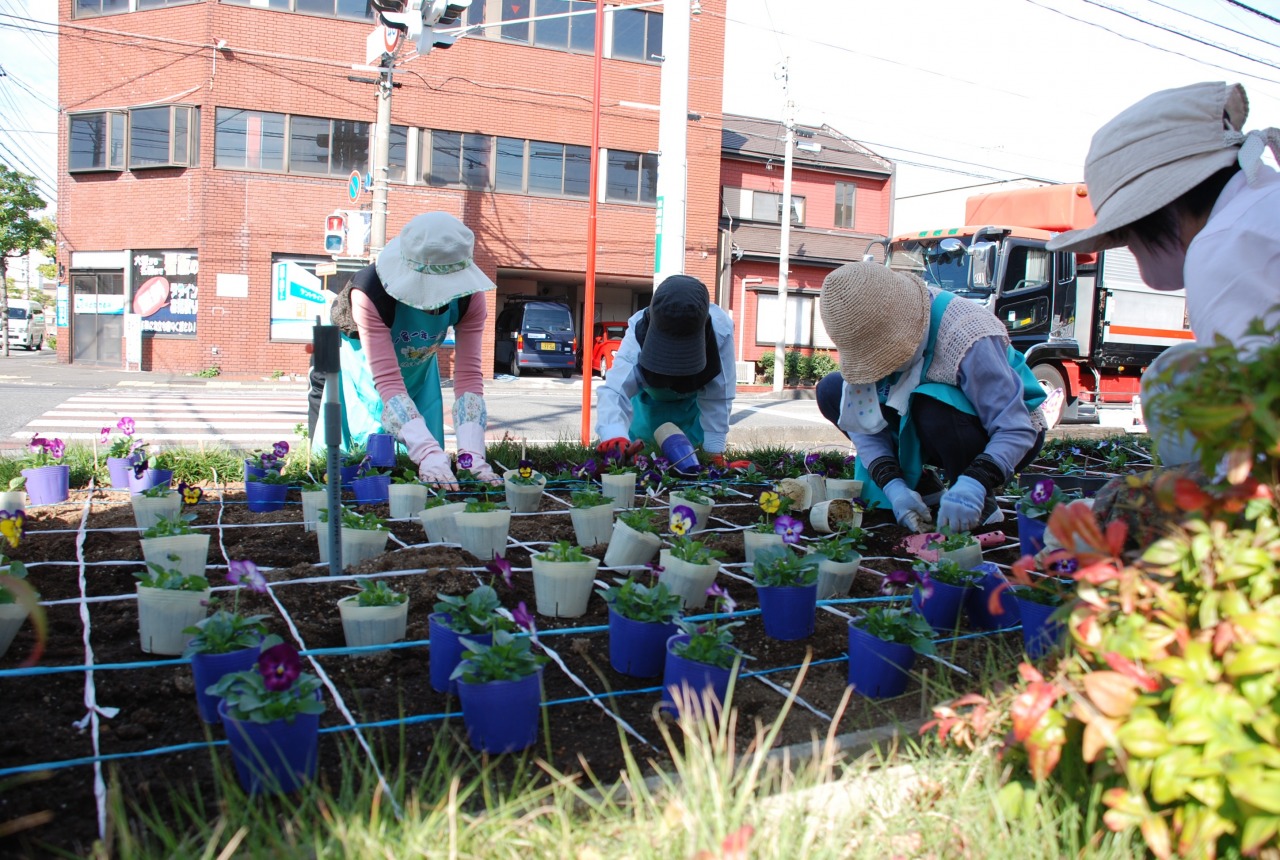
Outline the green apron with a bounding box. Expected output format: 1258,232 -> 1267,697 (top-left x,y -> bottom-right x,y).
855,291 -> 1047,507
629,386 -> 704,448
312,298 -> 465,455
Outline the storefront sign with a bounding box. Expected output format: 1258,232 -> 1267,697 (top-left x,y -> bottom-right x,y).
131,250 -> 198,336
271,260 -> 331,342
56,283 -> 68,327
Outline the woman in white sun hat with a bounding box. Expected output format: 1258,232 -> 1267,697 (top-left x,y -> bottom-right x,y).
1046,81 -> 1280,464
312,212 -> 501,489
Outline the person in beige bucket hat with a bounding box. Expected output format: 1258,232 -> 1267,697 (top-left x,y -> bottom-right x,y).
1049,81 -> 1280,465
815,263 -> 1048,533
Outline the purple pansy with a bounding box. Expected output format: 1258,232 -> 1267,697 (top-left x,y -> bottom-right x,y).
47,439 -> 65,459
99,426 -> 111,445
706,582 -> 736,613
774,514 -> 803,544
457,452 -> 474,471
486,555 -> 514,589
669,504 -> 696,536
1031,478 -> 1054,505
227,558 -> 268,593
117,417 -> 135,436
272,440 -> 290,458
645,561 -> 665,579
633,453 -> 650,471
651,456 -> 670,473
574,458 -> 598,480
132,459 -> 149,478
804,452 -> 821,472
883,568 -> 932,600
257,643 -> 302,692
28,435 -> 46,454
512,601 -> 536,632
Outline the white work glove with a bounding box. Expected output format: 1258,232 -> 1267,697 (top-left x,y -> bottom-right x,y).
400,417 -> 459,490
883,478 -> 934,533
937,475 -> 987,532
456,422 -> 500,485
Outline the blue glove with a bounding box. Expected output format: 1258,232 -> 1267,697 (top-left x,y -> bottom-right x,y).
883,478 -> 933,532
938,475 -> 987,532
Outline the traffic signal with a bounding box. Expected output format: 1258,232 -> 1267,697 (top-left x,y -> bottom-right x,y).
419,0 -> 470,52
373,0 -> 424,41
324,212 -> 347,255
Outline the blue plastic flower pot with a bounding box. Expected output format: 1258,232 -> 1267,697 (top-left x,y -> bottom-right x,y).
1016,595 -> 1064,659
21,465 -> 69,506
218,699 -> 320,795
456,668 -> 543,754
428,613 -> 492,694
965,562 -> 1022,631
366,434 -> 396,468
911,578 -> 971,633
128,468 -> 173,496
661,633 -> 737,717
1017,506 -> 1049,558
351,474 -> 391,505
339,464 -> 361,486
243,460 -> 268,481
245,480 -> 288,513
756,583 -> 818,641
191,645 -> 261,723
106,457 -> 134,489
608,607 -> 678,678
847,622 -> 916,698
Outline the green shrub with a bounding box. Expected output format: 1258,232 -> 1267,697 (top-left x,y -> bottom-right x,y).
809,350 -> 838,380
756,351 -> 775,383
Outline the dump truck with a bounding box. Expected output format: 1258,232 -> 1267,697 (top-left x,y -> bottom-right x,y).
886,183 -> 1190,424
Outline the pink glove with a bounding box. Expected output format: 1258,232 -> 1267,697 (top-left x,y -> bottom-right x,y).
456,422 -> 500,485
400,417 -> 459,490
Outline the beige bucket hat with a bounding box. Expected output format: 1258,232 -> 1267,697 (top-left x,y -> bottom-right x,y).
1046,81 -> 1249,254
376,212 -> 496,310
820,263 -> 930,384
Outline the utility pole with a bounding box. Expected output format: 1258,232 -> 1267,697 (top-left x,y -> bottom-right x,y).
369,65 -> 393,258
773,59 -> 794,395
653,0 -> 691,287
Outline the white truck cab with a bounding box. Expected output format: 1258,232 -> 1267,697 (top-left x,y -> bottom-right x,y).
7,299 -> 47,350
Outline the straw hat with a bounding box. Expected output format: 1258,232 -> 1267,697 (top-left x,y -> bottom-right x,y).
820,263 -> 930,384
1046,82 -> 1248,254
376,212 -> 495,310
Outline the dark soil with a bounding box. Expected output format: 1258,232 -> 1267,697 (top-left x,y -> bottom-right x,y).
0,482 -> 1033,857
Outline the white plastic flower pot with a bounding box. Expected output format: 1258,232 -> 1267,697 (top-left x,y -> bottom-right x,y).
602,520 -> 662,568
0,602 -> 30,659
454,509 -> 512,561
140,534 -> 211,580
419,502 -> 466,544
317,517 -> 332,565
658,549 -> 719,610
824,478 -> 863,501
600,472 -> 637,510
743,529 -> 785,567
341,527 -> 390,567
136,584 -> 210,655
669,493 -> 713,534
0,490 -> 25,514
569,503 -> 614,548
775,478 -> 812,512
300,491 -> 328,533
531,556 -> 600,618
503,473 -> 546,514
815,556 -> 862,601
939,541 -> 983,571
337,594 -> 409,649
797,474 -> 826,507
810,499 -> 862,535
388,484 -> 429,520
131,493 -> 181,533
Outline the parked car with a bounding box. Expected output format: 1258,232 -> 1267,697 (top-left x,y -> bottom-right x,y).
6,299 -> 46,351
586,320 -> 630,377
494,297 -> 577,378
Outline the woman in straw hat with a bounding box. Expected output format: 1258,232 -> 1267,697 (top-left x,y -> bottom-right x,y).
1046,81 -> 1280,466
311,212 -> 502,490
815,262 -> 1048,533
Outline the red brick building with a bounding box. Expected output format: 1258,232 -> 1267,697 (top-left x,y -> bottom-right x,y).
56,0 -> 727,375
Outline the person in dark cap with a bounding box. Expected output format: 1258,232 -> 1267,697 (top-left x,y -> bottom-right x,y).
596,275 -> 736,466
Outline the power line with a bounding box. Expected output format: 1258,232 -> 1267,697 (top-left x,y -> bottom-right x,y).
1080,0 -> 1280,72
1144,0 -> 1280,49
1225,0 -> 1280,26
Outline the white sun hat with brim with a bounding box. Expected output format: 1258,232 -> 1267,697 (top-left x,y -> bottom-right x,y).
375,212 -> 496,310
1046,81 -> 1252,255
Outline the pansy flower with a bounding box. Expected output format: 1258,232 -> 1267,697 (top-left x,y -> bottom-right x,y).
457,452 -> 474,471
178,482 -> 203,506
117,417 -> 135,436
573,458 -> 598,480
517,459 -> 534,480
132,458 -> 149,478
883,568 -> 932,600
804,452 -> 821,472
645,560 -> 664,579
486,555 -> 514,589
272,440 -> 290,459
651,456 -> 670,474
759,491 -> 781,515
28,435 -> 46,454
706,582 -> 737,614
1030,478 -> 1054,505
227,558 -> 268,593
0,509 -> 25,549
633,453 -> 650,471
99,426 -> 112,445
512,601 -> 536,632
774,514 -> 803,544
669,504 -> 696,537
257,643 -> 302,692
46,439 -> 65,459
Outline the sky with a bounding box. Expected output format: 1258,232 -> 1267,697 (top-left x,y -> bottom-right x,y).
2,0 -> 1280,235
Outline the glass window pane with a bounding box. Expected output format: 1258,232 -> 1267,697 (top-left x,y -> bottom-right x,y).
527,141 -> 563,195
295,0 -> 333,14
495,137 -> 525,192
256,112 -> 286,170
70,113 -> 106,170
563,144 -> 590,197
429,131 -> 461,185
752,191 -> 779,222
612,8 -> 645,60
640,152 -> 658,203
465,1 -> 484,25
335,0 -> 373,19
388,125 -> 408,182
462,133 -> 492,189
289,115 -> 330,175
331,120 -> 370,177
501,1 -> 529,43
173,107 -> 189,164
606,150 -> 639,202
110,112 -> 127,168
535,0 -> 569,49
569,0 -> 595,52
646,10 -> 662,61
129,106 -> 171,167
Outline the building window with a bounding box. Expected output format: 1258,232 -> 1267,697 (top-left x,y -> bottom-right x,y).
69,110 -> 127,172
605,150 -> 657,204
427,131 -> 492,189
214,108 -> 286,171
755,293 -> 835,348
834,182 -> 856,229
76,0 -> 197,15
611,7 -> 661,62
750,191 -> 805,226
500,0 -> 529,42
387,125 -> 408,182
495,137 -> 526,192
521,0 -> 596,52
222,0 -> 373,19
288,116 -> 370,176
522,140 -> 590,197
129,105 -> 198,169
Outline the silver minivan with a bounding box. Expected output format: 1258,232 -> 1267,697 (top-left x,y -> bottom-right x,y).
7,300 -> 47,350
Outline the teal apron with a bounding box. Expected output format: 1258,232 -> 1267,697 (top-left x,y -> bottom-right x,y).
312,298 -> 465,455
855,291 -> 1046,507
629,386 -> 705,448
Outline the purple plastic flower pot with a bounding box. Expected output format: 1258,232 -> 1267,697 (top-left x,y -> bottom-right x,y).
366,434 -> 396,468
245,480 -> 288,513
351,474 -> 391,505
608,607 -> 678,678
1017,506 -> 1049,558
847,622 -> 916,698
128,468 -> 173,496
965,562 -> 1022,631
1016,595 -> 1064,659
21,465 -> 69,506
911,578 -> 971,633
456,668 -> 542,754
243,460 -> 268,481
339,464 -> 361,486
107,457 -> 134,489
218,699 -> 320,795
756,583 -> 818,641
428,613 -> 492,695
191,645 -> 261,723
660,633 -> 736,717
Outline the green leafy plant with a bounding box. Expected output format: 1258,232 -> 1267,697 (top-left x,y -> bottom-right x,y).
750,489 -> 793,534
100,416 -> 141,459
339,506 -> 386,531
142,513 -> 198,539
671,486 -> 712,506
853,605 -> 936,655
7,476 -> 24,491
248,469 -> 293,486
207,643 -> 325,724
505,459 -> 544,486
433,583 -> 514,636
390,469 -> 420,486
451,628 -> 547,684
914,556 -> 982,588
185,559 -> 278,656
422,492 -> 456,510
925,528 -> 978,553
534,539 -> 591,563
21,434 -> 64,469
134,559 -> 208,592
0,555 -> 33,605
617,507 -> 661,534
597,571 -> 682,625
751,545 -> 819,587
569,487 -> 611,508
462,494 -> 504,513
342,444 -> 367,468
1018,477 -> 1076,520
829,454 -> 859,480
667,504 -> 725,565
193,365 -> 221,379
809,527 -> 868,564
139,484 -> 173,499
671,583 -> 743,670
352,579 -> 407,607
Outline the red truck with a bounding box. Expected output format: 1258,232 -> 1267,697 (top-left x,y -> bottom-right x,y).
887,184 -> 1191,425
